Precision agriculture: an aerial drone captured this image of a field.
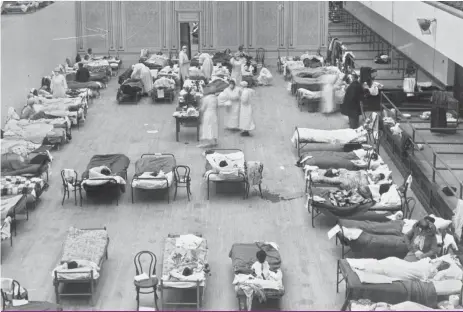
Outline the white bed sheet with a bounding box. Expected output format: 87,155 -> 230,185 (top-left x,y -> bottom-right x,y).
291,127 -> 368,146
132,172 -> 173,189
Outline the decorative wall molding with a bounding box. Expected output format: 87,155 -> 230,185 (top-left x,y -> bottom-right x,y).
176,1 -> 200,11
77,1 -> 328,55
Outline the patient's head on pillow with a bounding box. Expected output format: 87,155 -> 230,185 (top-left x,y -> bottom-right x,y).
67,261 -> 78,269
100,167 -> 111,176
219,160 -> 228,167
437,261 -> 451,272
182,267 -> 192,276
150,171 -> 159,177
370,152 -> 378,161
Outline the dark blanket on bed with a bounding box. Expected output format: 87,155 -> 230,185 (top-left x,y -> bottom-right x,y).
343,232 -> 409,259
134,155 -> 176,175
67,80 -> 101,90
339,260 -> 438,308
229,243 -> 281,275
82,154 -> 130,179
120,80 -> 143,95
301,151 -> 360,170
1,153 -> 49,176
339,219 -> 405,236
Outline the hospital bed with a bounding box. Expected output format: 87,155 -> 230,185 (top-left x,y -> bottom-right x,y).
229,242 -> 285,311
131,153 -> 176,203
36,97 -> 87,129
1,175 -> 48,210
292,125 -> 372,157
152,77 -> 176,103
159,234 -> 209,310
334,214 -> 450,259
141,54 -> 168,71
81,154 -> 130,206
336,255 -> 463,310
1,143 -> 52,181
1,194 -> 27,240
298,147 -> 382,172
307,172 -> 412,227
204,149 -> 247,200
3,118 -> 67,148
52,227 -> 109,305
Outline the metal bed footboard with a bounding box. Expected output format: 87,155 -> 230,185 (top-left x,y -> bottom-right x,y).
131,153 -> 176,203
53,227 -> 109,305
205,149 -> 247,200
160,233 -> 207,310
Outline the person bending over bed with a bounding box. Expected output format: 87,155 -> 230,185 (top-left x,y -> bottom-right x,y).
404,216 -> 439,262
75,62 -> 90,83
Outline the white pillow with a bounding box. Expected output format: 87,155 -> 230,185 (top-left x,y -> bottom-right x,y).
433,280 -> 462,296
429,214 -> 452,231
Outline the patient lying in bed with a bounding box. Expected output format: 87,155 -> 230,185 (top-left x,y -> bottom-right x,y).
52,259 -> 100,280
83,166 -> 126,185
347,255 -> 462,282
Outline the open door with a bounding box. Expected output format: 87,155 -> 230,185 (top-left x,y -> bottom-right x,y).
179,22 -> 199,59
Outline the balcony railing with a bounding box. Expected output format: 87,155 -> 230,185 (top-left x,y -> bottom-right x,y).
439,1 -> 463,13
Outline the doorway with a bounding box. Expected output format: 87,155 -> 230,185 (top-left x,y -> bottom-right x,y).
179,22 -> 199,58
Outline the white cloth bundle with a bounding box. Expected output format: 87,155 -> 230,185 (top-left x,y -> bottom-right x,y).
257,68 -> 273,86
403,77 -> 416,96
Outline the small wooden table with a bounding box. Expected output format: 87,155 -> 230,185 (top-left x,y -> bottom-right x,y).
174,115 -> 200,142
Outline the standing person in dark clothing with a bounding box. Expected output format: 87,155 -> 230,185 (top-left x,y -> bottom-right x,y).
341,73 -> 364,129
75,63 -> 90,83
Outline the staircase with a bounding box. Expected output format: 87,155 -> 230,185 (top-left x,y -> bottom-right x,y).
328,5 -> 445,93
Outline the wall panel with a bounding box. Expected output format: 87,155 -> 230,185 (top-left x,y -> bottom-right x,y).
294,2 -> 320,49
213,2 -> 239,49
84,1 -> 107,52
78,1 -> 328,60
125,1 -> 161,50
253,2 -> 279,48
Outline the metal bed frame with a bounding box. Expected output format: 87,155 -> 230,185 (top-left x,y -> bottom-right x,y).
336,240 -> 461,311
205,149 -> 247,200
305,150 -> 412,228
53,227 -> 110,305
294,114 -> 378,158
131,153 -> 176,204
159,233 -> 208,310
82,162 -> 129,206
379,92 -> 463,220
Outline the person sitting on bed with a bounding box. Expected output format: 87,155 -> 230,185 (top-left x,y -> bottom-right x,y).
21,98 -> 37,119
75,62 -> 90,83
404,216 -> 439,262
252,250 -> 271,280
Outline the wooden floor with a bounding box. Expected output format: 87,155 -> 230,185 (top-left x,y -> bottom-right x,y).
1,69 -> 426,310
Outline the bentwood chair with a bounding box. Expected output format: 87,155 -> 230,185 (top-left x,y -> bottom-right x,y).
60,169 -> 82,206
1,278 -> 28,311
133,251 -> 159,311
173,165 -> 192,201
